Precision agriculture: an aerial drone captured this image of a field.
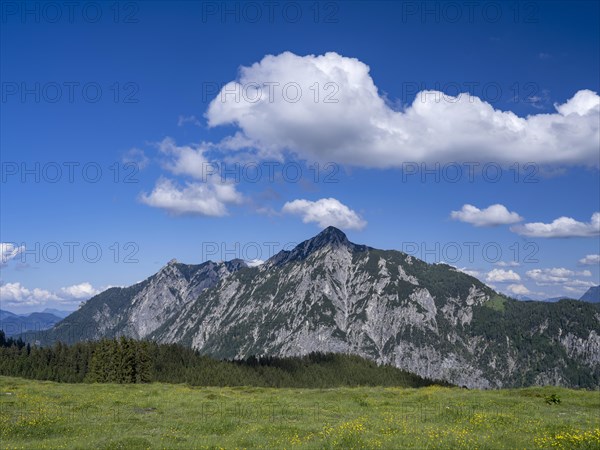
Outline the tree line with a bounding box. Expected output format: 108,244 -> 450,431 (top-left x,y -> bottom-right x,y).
0,330 -> 445,388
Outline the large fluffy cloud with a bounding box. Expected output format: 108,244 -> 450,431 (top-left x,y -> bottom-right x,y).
451,204 -> 522,227
206,52 -> 600,167
282,198 -> 366,230
511,212 -> 600,238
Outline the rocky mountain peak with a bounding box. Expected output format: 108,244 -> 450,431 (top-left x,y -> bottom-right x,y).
223,258 -> 248,271
314,226 -> 349,245
29,228 -> 600,389
267,226 -> 351,266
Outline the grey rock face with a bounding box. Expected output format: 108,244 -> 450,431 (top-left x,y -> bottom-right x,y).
35,227 -> 600,389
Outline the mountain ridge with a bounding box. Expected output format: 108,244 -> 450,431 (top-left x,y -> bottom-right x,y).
580,285 -> 600,303
21,227 -> 600,389
0,310 -> 63,337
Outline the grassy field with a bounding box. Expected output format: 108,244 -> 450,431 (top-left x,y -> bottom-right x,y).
0,376 -> 598,449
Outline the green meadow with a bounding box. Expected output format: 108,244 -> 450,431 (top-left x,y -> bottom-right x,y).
0,376 -> 598,449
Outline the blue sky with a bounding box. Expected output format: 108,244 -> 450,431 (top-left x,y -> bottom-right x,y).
1,0 -> 599,313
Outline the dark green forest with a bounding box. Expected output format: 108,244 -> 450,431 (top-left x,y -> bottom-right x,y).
0,331 -> 445,388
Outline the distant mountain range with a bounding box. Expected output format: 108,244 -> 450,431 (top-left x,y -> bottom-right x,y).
511,289 -> 599,303
0,309 -> 64,337
41,308 -> 72,318
18,227 -> 600,389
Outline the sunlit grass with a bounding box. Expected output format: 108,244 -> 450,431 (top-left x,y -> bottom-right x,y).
1,376 -> 598,449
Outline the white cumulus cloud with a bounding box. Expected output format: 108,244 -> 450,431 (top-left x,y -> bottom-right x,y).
140,178 -> 242,217
450,204 -> 523,227
455,267 -> 481,278
579,254 -> 600,266
525,267 -> 596,294
0,282 -> 58,305
60,282 -> 100,299
511,212 -> 600,238
140,138 -> 243,217
526,267 -> 592,285
206,52 -> 600,167
507,284 -> 531,295
282,198 -> 366,230
486,269 -> 521,282
496,261 -> 520,267
157,137 -> 211,180
1,281 -> 101,308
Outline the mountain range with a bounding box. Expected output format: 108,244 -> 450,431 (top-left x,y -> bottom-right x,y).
0,310 -> 64,337
507,290 -> 599,303
20,227 -> 600,389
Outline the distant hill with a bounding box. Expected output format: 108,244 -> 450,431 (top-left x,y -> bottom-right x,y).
0,310 -> 17,321
580,286 -> 600,303
511,294 -> 533,301
513,295 -> 583,303
0,310 -> 62,337
41,308 -> 73,318
545,296 -> 577,302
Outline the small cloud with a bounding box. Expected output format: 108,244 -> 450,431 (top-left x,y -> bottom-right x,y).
60,282 -> 100,299
140,138 -> 244,217
525,268 -> 596,292
507,284 -> 530,295
456,267 -> 481,278
177,115 -> 202,127
526,267 -> 591,284
1,243 -> 25,264
157,137 -> 211,180
511,212 -> 600,238
282,197 -> 366,231
527,89 -> 551,110
451,204 -> 523,227
245,259 -> 264,267
538,52 -> 552,60
140,177 -> 242,217
122,148 -> 149,170
486,269 -> 521,283
578,254 -> 600,266
495,261 -> 520,267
